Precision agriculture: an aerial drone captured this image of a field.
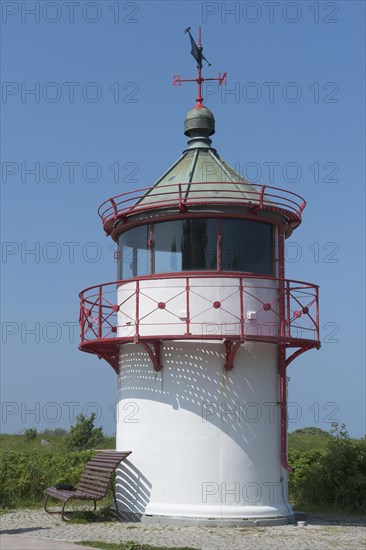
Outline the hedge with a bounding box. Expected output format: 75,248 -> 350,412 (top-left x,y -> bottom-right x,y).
0,450 -> 94,509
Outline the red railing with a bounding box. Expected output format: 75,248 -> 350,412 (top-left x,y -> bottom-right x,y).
79,274 -> 319,348
98,182 -> 307,234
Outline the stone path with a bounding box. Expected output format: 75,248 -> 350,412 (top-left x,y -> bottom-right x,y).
0,509 -> 365,550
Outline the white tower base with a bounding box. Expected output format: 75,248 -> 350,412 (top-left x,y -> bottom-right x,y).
116,341 -> 293,524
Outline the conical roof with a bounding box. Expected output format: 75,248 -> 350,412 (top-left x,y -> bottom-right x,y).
99,105 -> 306,235
134,105 -> 263,208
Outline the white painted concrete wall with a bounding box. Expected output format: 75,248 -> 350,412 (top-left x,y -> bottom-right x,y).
117,277 -> 279,341
116,340 -> 291,519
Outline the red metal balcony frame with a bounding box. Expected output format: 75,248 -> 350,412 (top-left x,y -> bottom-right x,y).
79,273 -> 320,373
98,181 -> 307,235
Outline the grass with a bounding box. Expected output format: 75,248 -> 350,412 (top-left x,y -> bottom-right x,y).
0,433 -> 116,454
288,426 -> 364,453
5,429 -> 361,456
1,428 -> 362,456
288,429 -> 331,453
78,542 -> 200,550
0,433 -> 67,453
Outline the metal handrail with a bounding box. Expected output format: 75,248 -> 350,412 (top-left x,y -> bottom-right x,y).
79,273 -> 319,346
97,181 -> 307,233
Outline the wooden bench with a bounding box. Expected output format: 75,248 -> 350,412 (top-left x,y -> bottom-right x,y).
44,451 -> 131,521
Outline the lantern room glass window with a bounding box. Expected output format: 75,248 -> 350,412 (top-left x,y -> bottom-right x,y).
153,219 -> 217,273
118,218 -> 273,279
220,219 -> 273,275
119,225 -> 150,279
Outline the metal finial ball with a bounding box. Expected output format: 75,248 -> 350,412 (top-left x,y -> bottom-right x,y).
184,105 -> 215,137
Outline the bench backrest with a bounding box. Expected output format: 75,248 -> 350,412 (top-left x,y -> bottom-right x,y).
76,451 -> 131,497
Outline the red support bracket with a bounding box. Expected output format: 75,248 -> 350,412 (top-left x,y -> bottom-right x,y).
286,344 -> 319,367
139,341 -> 162,371
96,351 -> 119,374
224,340 -> 242,371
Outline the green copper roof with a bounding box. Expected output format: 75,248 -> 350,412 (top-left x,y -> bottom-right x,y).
134,105 -> 268,207
98,105 -> 306,236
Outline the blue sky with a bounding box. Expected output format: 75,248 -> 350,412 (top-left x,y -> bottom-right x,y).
1,1 -> 365,437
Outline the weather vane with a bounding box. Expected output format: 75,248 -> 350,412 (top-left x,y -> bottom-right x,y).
173,26 -> 227,108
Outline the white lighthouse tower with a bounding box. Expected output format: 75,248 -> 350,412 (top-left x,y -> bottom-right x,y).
79,30 -> 320,525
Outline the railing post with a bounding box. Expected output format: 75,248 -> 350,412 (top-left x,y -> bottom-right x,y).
79,297 -> 85,342
278,226 -> 286,340
110,197 -> 118,218
259,185 -> 265,209
135,280 -> 140,340
178,184 -> 182,211
186,277 -> 190,335
286,280 -> 291,338
298,200 -> 306,217
98,286 -> 102,339
316,286 -> 320,342
239,277 -> 244,338
278,284 -> 285,339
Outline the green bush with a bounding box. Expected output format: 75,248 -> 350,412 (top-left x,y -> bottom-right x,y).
0,450 -> 93,509
24,428 -> 38,441
65,413 -> 105,451
289,423 -> 366,513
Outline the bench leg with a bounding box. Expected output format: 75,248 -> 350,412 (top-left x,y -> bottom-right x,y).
44,494 -> 97,522
110,479 -> 118,517
61,500 -> 71,522
44,494 -> 71,522
44,494 -> 60,515
61,500 -> 97,521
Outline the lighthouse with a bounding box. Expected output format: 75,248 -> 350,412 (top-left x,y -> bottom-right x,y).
79,29 -> 320,525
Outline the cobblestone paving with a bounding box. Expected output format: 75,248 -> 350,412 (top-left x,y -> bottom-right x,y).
1,510 -> 365,550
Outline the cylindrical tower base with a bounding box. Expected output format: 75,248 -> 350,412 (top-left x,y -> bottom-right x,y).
116,341 -> 292,521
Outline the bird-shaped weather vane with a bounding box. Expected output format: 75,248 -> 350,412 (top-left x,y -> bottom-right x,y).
173,26 -> 227,108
